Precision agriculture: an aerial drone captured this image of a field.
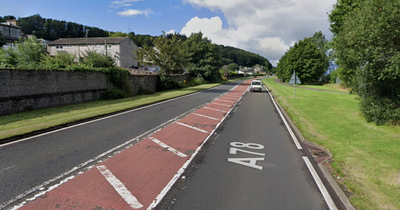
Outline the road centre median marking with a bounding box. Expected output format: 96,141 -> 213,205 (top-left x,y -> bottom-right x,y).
149,137 -> 187,158
211,102 -> 232,107
204,107 -> 227,113
192,113 -> 220,121
97,165 -> 144,209
175,122 -> 209,134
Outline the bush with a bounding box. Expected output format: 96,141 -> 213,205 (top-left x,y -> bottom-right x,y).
100,88 -> 129,100
80,50 -> 116,68
158,75 -> 182,91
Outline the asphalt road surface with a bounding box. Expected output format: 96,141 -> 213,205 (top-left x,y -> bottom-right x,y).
0,81 -> 243,209
156,86 -> 334,210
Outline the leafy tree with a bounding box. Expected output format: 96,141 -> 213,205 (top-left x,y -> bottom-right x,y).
310,31 -> 330,71
183,32 -> 222,82
328,0 -> 364,36
16,37 -> 47,68
276,38 -> 328,84
109,31 -> 129,37
226,63 -> 239,72
334,0 -> 400,124
135,32 -> 187,75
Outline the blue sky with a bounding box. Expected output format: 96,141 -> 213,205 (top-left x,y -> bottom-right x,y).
0,0 -> 336,65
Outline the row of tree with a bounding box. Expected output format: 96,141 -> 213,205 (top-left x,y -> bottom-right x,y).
328,0 -> 400,125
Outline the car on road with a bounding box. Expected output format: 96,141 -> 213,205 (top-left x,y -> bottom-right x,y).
250,80 -> 263,92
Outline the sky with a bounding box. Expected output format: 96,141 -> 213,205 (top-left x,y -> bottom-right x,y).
0,0 -> 337,66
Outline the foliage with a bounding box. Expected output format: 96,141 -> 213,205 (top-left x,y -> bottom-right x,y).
183,32 -> 222,82
80,49 -> 116,68
334,0 -> 400,124
310,31 -> 330,71
328,0 -> 364,36
158,75 -> 182,91
0,47 -> 18,67
218,45 -> 272,69
276,38 -> 328,84
17,14 -> 108,40
226,63 -> 239,72
41,52 -> 76,69
329,70 -> 339,84
136,32 -> 187,76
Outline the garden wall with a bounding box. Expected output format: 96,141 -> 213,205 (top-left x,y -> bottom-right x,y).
0,69 -> 161,116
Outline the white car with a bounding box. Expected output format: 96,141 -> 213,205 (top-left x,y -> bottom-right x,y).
250,80 -> 263,92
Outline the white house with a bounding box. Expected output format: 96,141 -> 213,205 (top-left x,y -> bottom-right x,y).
47,37 -> 138,68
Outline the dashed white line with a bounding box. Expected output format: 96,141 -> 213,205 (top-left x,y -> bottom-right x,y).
204,107 -> 227,113
302,156 -> 337,210
149,137 -> 187,158
212,103 -> 232,107
175,122 -> 209,134
97,165 -> 144,209
192,113 -> 220,121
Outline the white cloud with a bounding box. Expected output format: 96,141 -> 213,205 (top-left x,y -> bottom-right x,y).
166,29 -> 176,34
117,9 -> 154,17
181,0 -> 336,66
110,0 -> 144,9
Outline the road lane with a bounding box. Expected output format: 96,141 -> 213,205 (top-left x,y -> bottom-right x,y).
156,87 -> 333,210
0,81 -> 243,208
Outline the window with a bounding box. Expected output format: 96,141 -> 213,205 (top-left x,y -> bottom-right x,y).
56,46 -> 64,50
108,44 -> 112,48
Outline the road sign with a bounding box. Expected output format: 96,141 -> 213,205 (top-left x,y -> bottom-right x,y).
288,72 -> 301,85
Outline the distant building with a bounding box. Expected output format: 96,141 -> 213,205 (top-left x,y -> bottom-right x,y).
0,20 -> 23,49
48,37 -> 138,68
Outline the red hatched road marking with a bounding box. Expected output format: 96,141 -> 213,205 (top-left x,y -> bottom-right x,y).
17,80 -> 254,210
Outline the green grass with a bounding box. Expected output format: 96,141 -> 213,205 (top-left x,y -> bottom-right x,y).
263,77 -> 400,210
299,84 -> 350,93
0,83 -> 221,141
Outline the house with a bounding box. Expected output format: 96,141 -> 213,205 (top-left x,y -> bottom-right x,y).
47,37 -> 138,68
0,20 -> 23,49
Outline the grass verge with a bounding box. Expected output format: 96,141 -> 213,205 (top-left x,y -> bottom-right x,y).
0,83 -> 223,141
263,77 -> 400,210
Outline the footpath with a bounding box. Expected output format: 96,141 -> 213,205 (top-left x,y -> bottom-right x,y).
16,80 -> 252,210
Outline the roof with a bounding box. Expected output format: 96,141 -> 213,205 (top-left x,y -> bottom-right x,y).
48,37 -> 130,46
0,22 -> 21,29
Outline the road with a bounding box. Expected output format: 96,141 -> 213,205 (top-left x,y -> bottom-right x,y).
0,81 -> 242,209
0,79 -> 343,209
156,85 -> 338,210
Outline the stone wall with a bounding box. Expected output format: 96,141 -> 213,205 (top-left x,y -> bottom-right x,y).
0,69 -> 161,116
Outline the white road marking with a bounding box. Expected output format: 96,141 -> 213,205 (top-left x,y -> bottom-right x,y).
97,165 -> 143,209
175,122 -> 208,134
217,99 -> 235,103
265,86 -> 302,149
149,137 -> 187,158
0,165 -> 16,174
192,113 -> 220,121
147,80 -> 248,210
212,103 -> 231,107
204,107 -> 226,113
302,156 -> 338,210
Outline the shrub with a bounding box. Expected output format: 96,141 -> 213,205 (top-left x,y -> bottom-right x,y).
158,75 -> 182,91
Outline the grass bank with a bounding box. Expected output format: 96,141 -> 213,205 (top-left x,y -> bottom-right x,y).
0,83 -> 224,141
263,77 -> 400,210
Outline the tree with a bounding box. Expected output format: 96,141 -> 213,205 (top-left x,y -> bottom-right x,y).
310,31 -> 330,71
182,32 -> 222,82
276,38 -> 328,84
226,63 -> 239,72
135,32 -> 187,75
328,0 -> 364,36
334,0 -> 400,124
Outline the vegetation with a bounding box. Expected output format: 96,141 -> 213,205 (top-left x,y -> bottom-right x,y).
276,37 -> 328,84
263,77 -> 400,210
331,0 -> 400,125
183,32 -> 222,82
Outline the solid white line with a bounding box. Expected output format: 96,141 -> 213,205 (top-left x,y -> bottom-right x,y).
97,165 -> 143,209
147,81 -> 248,210
192,113 -> 220,121
302,157 -> 337,210
265,86 -> 303,150
211,102 -> 231,107
149,137 -> 187,158
175,122 -> 208,134
204,107 -> 226,113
